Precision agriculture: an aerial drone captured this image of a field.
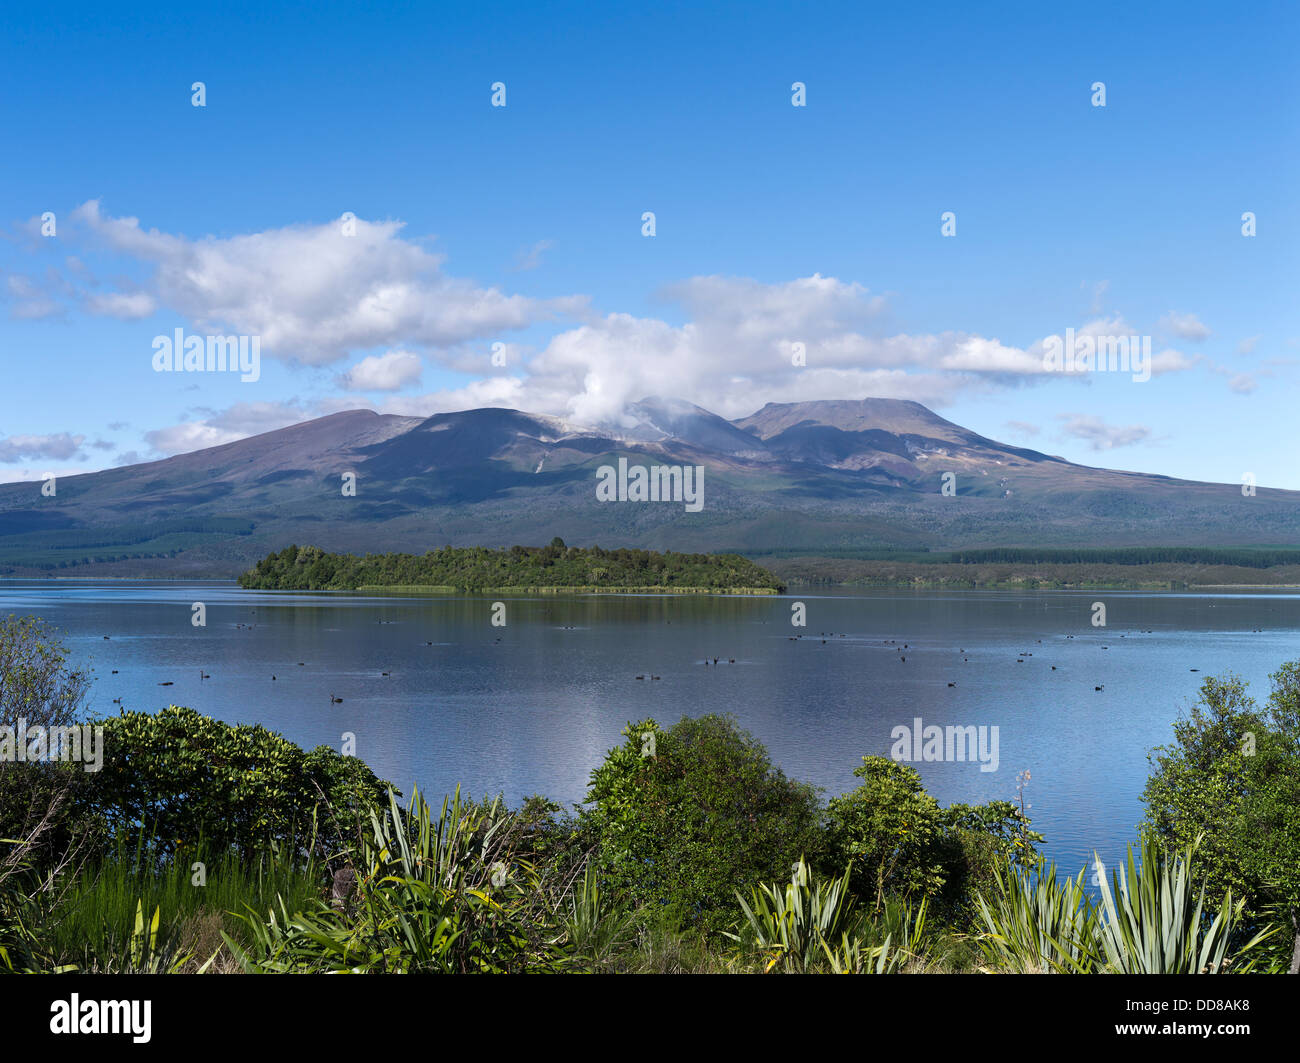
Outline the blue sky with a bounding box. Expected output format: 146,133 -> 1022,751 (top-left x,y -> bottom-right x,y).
1,0 -> 1297,487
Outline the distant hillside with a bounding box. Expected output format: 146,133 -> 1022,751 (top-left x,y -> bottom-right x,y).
1,396 -> 1297,576
237,541 -> 785,593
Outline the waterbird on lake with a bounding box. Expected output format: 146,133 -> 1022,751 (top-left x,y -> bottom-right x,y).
636,675 -> 645,680
1095,685 -> 1104,691
111,670 -> 118,674
159,681 -> 173,686
200,671 -> 210,679
330,694 -> 343,703
947,682 -> 956,687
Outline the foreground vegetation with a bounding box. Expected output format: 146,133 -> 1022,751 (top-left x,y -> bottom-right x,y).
238,541 -> 784,593
2,615 -> 1296,974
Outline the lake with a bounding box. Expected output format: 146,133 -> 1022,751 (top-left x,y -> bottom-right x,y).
3,579 -> 1297,877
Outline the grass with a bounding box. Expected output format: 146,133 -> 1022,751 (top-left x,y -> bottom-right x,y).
41,839 -> 323,973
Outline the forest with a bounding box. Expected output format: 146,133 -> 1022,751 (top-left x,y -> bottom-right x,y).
237,540 -> 785,593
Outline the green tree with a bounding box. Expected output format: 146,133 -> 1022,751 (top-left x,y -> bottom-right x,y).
825,757 -> 947,911
584,714 -> 822,935
0,615 -> 99,885
88,706 -> 391,861
1140,664 -> 1300,972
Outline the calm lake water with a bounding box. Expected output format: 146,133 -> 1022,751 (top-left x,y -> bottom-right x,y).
3,580 -> 1298,876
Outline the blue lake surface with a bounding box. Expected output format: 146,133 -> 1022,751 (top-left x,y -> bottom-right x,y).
3,580 -> 1297,876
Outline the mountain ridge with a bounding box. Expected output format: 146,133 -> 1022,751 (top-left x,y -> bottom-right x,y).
1,397 -> 1295,576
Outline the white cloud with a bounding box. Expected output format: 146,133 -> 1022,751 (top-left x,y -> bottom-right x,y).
84,290 -> 157,319
5,274 -> 60,319
468,295 -> 1185,426
337,350 -> 423,392
68,201 -> 586,364
1160,311 -> 1210,342
1057,414 -> 1150,451
0,432 -> 86,463
144,402 -> 306,456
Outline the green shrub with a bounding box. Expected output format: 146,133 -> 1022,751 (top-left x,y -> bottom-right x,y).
584,715 -> 823,935
87,706 -> 390,860
1141,663 -> 1300,970
824,757 -> 947,910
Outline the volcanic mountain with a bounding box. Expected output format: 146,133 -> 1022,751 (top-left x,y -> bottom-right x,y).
0,397 -> 1296,576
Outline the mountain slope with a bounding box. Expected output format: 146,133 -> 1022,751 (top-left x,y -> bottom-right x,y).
0,398 -> 1296,576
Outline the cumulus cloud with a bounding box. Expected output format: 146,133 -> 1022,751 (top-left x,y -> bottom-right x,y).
337,350 -> 423,392
84,289 -> 157,319
455,289 -> 1187,425
67,201 -> 586,364
0,432 -> 86,463
144,401 -> 306,456
1056,414 -> 1150,451
18,206 -> 1223,458
5,273 -> 61,319
1160,311 -> 1210,342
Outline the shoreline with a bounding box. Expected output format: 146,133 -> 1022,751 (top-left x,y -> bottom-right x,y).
313,584 -> 780,595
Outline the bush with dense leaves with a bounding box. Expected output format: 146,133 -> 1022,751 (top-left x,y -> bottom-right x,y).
1140,663 -> 1300,972
86,706 -> 391,860
825,756 -> 1041,916
584,714 -> 823,935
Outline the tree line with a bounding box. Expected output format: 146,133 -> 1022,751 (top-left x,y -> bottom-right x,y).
237,540 -> 785,592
